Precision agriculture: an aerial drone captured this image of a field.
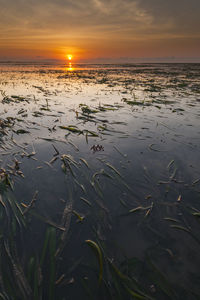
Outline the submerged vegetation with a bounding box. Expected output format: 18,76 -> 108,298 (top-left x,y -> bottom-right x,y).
0,63 -> 200,299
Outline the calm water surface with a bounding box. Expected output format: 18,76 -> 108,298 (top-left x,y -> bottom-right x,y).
0,62 -> 200,299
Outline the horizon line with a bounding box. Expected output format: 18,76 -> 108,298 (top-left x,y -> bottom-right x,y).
0,57 -> 200,64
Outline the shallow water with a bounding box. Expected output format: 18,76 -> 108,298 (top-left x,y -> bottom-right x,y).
0,62 -> 200,299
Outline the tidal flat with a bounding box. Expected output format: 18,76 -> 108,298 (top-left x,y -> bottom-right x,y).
0,62 -> 200,299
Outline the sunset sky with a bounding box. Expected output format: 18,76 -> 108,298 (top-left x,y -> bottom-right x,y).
0,0 -> 200,62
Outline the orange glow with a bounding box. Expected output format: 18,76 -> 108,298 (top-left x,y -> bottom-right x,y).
67,54 -> 73,61
65,62 -> 74,72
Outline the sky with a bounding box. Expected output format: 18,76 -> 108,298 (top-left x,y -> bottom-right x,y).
0,0 -> 200,62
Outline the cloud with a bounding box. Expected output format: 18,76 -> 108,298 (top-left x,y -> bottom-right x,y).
1,0 -> 199,36
0,0 -> 155,35
138,0 -> 200,35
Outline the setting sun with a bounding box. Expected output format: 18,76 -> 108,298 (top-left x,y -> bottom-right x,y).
67,54 -> 73,61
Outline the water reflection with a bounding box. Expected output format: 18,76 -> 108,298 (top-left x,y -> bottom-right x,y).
65,62 -> 74,71
1,63 -> 200,299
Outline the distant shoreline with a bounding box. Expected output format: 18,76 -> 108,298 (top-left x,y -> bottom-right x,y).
0,61 -> 200,65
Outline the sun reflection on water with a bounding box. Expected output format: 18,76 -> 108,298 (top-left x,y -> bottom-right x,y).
65,63 -> 74,72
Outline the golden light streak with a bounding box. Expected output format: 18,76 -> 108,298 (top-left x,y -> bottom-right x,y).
65,62 -> 74,72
